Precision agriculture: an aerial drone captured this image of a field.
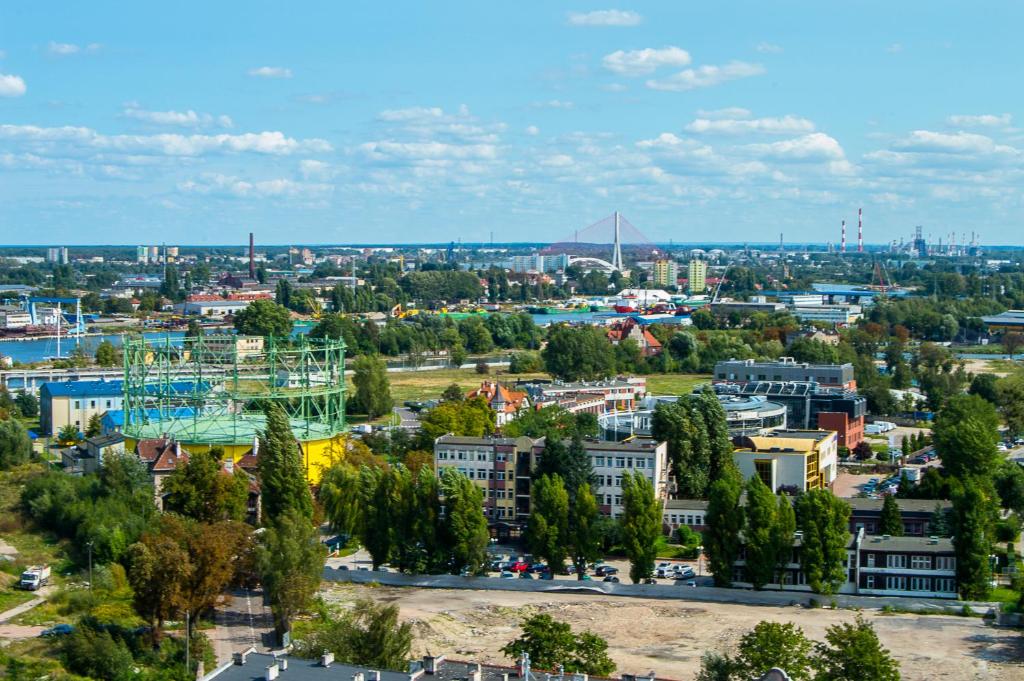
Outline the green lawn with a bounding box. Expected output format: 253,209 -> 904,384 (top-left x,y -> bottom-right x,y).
643,374 -> 711,396
0,588 -> 34,614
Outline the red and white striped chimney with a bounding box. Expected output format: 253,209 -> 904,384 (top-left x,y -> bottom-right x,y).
841,220 -> 846,253
857,208 -> 863,253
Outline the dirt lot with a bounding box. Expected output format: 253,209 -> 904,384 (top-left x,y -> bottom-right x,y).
320,583 -> 1023,681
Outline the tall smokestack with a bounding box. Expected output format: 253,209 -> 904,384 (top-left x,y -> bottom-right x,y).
841,220 -> 846,253
857,208 -> 863,253
248,232 -> 255,278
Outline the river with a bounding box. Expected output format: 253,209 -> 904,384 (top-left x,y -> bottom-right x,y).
0,312 -> 691,364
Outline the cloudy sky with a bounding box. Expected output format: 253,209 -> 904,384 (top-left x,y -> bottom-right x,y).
1,2 -> 1022,245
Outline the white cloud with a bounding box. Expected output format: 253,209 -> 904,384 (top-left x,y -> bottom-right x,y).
891,130 -> 1015,155
378,107 -> 445,122
359,140 -> 498,162
0,124 -> 331,156
566,10 -> 642,27
696,107 -> 752,120
531,99 -> 575,109
602,83 -> 628,93
744,133 -> 846,161
602,46 -> 691,76
886,43 -> 903,53
0,73 -> 26,97
248,66 -> 293,79
123,105 -> 233,129
47,41 -> 100,56
539,154 -> 574,167
755,42 -> 783,54
179,173 -> 331,198
646,61 -> 764,91
525,125 -> 540,136
947,114 -> 1012,128
685,115 -> 815,135
299,159 -> 333,179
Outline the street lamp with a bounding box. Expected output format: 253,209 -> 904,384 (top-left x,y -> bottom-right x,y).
86,540 -> 94,592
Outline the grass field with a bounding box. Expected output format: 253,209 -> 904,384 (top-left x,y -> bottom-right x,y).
643,373 -> 711,396
348,368 -> 713,412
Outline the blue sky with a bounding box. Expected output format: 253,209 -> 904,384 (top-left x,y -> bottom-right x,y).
1,2 -> 1022,245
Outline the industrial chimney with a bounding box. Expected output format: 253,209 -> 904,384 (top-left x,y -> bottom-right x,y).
857,208 -> 864,253
841,220 -> 846,253
249,232 -> 255,278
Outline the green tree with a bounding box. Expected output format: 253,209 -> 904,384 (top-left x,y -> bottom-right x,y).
351,354 -> 393,419
878,494 -> 904,536
796,490 -> 851,595
418,397 -> 496,443
60,627 -> 135,681
743,475 -> 778,589
233,299 -> 293,337
704,474 -> 744,587
651,400 -> 710,498
441,383 -> 465,402
771,494 -> 796,587
57,422 -> 80,443
813,615 -> 901,681
258,508 -> 327,638
528,474 -> 570,573
501,614 -> 615,676
733,621 -> 813,681
568,483 -> 601,580
542,325 -> 615,381
94,339 -> 119,367
358,465 -> 399,569
931,394 -> 1000,480
319,463 -> 362,539
620,471 -> 661,583
162,447 -> 250,522
442,468 -> 489,574
85,413 -> 103,438
258,402 -> 313,522
951,480 -> 994,599
14,391 -> 39,418
0,417 -> 33,469
160,266 -> 181,301
294,599 -> 413,670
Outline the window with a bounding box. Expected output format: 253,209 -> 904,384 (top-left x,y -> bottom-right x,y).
885,576 -> 907,591
910,555 -> 931,570
105,400 -> 111,408
615,457 -> 625,468
866,553 -> 875,567
910,577 -> 929,591
614,476 -> 622,487
476,452 -> 488,462
594,456 -> 605,467
457,451 -> 466,461
497,452 -> 507,462
74,401 -> 80,409
614,495 -> 622,506
936,578 -> 956,592
90,400 -> 96,408
497,472 -> 505,481
886,554 -> 907,569
865,575 -> 875,589
754,460 -> 772,488
936,556 -> 955,571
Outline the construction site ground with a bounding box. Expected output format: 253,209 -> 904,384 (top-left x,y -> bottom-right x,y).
319,582 -> 1023,681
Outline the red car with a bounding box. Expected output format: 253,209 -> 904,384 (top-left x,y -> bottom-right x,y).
510,561 -> 528,573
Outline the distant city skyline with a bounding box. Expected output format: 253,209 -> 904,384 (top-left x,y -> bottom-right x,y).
1,2 -> 1022,245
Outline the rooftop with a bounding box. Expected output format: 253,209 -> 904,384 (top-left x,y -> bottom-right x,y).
860,533 -> 954,553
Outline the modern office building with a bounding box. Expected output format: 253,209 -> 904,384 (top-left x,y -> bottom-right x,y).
790,304 -> 863,325
732,430 -> 839,492
714,358 -> 856,390
712,381 -> 866,450
732,527 -> 957,599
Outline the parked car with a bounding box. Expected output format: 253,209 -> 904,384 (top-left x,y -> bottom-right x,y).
499,571 -> 515,579
527,563 -> 547,574
642,578 -> 656,584
673,567 -> 696,579
595,565 -> 619,577
41,624 -> 74,637
510,561 -> 528,573
656,565 -> 676,578
603,575 -> 620,583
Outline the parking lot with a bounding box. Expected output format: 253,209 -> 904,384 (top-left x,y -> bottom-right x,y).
326,546 -> 712,586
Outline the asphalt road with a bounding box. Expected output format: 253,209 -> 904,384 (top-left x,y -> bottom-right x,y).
210,588 -> 273,665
